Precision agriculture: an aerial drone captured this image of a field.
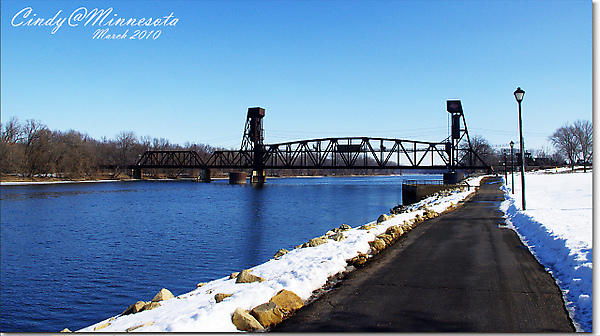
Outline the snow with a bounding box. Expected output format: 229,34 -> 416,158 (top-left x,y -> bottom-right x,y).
0,179 -> 123,186
77,171 -> 593,332
78,176 -> 485,332
500,169 -> 592,332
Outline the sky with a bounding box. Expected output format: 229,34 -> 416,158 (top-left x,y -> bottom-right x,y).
1,0 -> 592,152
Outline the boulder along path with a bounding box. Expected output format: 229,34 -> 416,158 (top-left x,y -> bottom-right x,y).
273,176 -> 575,332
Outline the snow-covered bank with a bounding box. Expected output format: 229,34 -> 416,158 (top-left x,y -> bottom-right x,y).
78,176 -> 486,332
0,179 -> 125,186
500,170 -> 592,332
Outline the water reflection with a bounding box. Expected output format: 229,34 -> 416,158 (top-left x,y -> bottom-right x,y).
243,185 -> 265,266
0,185 -> 137,201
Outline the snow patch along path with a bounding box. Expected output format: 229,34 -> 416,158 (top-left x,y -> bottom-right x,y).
79,176 -> 486,332
500,170 -> 592,332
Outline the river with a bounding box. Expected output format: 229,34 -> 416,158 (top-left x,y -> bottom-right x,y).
0,175 -> 440,332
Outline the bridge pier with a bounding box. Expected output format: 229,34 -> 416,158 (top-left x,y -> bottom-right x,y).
198,168 -> 212,182
250,170 -> 266,186
229,172 -> 247,184
132,168 -> 142,179
443,172 -> 464,185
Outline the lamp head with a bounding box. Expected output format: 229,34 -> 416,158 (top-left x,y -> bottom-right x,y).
514,87 -> 525,102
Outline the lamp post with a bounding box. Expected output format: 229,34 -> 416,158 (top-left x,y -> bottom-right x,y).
503,149 -> 507,183
510,141 -> 514,194
514,87 -> 526,210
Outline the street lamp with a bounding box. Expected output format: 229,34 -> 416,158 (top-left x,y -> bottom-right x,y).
514,87 -> 526,210
510,141 -> 514,194
503,149 -> 507,183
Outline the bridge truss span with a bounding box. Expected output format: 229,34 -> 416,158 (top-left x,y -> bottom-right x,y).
135,136 -> 486,171
262,137 -> 451,170
132,103 -> 493,182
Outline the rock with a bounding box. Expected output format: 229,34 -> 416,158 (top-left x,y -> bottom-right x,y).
368,238 -> 386,251
251,302 -> 284,327
402,221 -> 413,231
230,272 -> 240,279
424,208 -> 438,219
152,288 -> 174,302
94,322 -> 110,331
269,289 -> 304,314
125,321 -> 154,332
385,225 -> 403,238
273,248 -> 289,259
308,237 -> 328,247
359,224 -> 374,230
348,252 -> 369,266
60,328 -> 71,332
197,282 -> 207,288
327,232 -> 345,242
339,224 -> 351,231
122,301 -> 147,316
377,214 -> 390,223
378,233 -> 394,245
236,269 -> 266,283
142,301 -> 161,311
232,307 -> 265,331
390,204 -> 408,214
214,293 -> 233,303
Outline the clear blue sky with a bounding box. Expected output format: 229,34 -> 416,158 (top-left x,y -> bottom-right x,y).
1,0 -> 592,152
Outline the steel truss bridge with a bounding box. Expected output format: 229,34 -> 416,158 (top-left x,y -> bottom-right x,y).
132,101 -> 492,184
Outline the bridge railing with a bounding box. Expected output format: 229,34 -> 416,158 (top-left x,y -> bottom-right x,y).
402,179 -> 445,186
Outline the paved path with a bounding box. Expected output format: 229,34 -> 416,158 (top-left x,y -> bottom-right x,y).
273,177 -> 575,332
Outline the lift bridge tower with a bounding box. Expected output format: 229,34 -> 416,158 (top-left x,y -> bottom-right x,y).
445,99 -> 480,183
241,107 -> 266,186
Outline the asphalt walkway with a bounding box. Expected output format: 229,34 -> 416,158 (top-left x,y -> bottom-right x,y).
273,177 -> 575,332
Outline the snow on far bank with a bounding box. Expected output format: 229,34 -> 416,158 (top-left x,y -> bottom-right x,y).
500,169 -> 592,332
78,176 -> 486,332
0,179 -> 125,186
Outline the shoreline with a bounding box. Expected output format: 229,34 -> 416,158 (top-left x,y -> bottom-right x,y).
0,173 -> 436,186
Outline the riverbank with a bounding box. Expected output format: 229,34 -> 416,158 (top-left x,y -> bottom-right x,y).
0,174 -> 127,185
77,176 -> 486,332
0,173 -> 410,186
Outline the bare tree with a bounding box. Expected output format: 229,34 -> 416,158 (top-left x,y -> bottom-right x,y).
1,117 -> 24,174
572,120 -> 593,172
51,130 -> 97,179
22,119 -> 53,177
459,135 -> 497,167
111,131 -> 141,177
549,120 -> 592,171
550,125 -> 578,167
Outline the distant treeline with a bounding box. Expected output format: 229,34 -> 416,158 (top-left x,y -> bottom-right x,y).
0,117 -> 222,179
0,117 -> 396,180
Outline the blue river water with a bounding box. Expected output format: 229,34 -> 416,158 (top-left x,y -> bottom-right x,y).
0,175 -> 440,332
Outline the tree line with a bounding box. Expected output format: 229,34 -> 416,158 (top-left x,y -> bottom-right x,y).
0,117 -> 219,180
464,120 -> 592,172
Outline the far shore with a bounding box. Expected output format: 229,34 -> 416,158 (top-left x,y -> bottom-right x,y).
0,173 -> 417,186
